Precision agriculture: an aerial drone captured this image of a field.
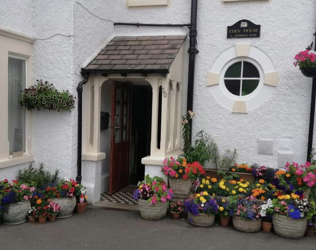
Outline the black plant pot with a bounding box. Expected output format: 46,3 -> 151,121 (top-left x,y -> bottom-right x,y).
301,68 -> 316,78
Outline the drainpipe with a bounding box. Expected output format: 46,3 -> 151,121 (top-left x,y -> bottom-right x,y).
307,32 -> 316,162
76,73 -> 90,184
187,0 -> 199,142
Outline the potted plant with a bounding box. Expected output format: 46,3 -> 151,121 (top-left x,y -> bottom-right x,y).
133,175 -> 173,220
228,163 -> 255,182
272,198 -> 309,239
27,207 -> 36,223
170,201 -> 184,219
34,198 -> 50,224
246,179 -> 275,205
232,197 -> 262,233
210,178 -> 250,199
49,179 -> 77,218
306,200 -> 316,236
217,197 -> 233,227
184,192 -> 219,227
0,179 -> 35,225
259,198 -> 274,232
48,201 -> 61,222
162,157 -> 205,197
294,49 -> 316,77
75,185 -> 88,214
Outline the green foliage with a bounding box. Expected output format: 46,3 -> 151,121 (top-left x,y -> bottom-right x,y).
19,79 -> 75,111
216,149 -> 238,171
184,131 -> 219,166
17,164 -> 59,189
182,110 -> 194,154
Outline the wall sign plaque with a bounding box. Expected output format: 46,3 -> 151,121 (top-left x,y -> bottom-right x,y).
227,20 -> 261,39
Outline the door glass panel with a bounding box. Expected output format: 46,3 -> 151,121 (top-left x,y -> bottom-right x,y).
225,80 -> 240,96
8,57 -> 26,154
242,80 -> 259,96
224,62 -> 241,78
115,87 -> 121,143
123,88 -> 128,142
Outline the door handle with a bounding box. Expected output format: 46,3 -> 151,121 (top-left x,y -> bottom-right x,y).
115,126 -> 120,130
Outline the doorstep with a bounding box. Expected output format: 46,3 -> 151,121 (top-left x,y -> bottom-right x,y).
93,200 -> 139,211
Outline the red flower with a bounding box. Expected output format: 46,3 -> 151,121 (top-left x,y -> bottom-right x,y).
62,184 -> 69,190
12,180 -> 18,184
52,187 -> 56,191
57,193 -> 60,198
70,187 -> 75,193
183,174 -> 188,180
4,179 -> 8,183
46,187 -> 51,191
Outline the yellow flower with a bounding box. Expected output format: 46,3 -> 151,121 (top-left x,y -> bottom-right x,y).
139,185 -> 143,189
226,188 -> 230,192
199,197 -> 204,202
200,184 -> 204,188
291,193 -> 299,199
202,179 -> 206,184
222,199 -> 226,203
219,207 -> 224,212
205,180 -> 210,185
256,184 -> 261,187
239,188 -> 244,193
284,195 -> 290,200
203,191 -> 208,196
208,185 -> 212,189
196,194 -> 201,197
85,195 -> 88,199
232,190 -> 236,195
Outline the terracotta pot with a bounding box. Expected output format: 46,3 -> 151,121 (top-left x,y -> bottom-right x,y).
38,216 -> 47,224
49,215 -> 56,222
220,215 -> 231,227
76,203 -> 88,214
28,215 -> 36,223
305,229 -> 315,237
171,211 -> 181,220
262,221 -> 272,233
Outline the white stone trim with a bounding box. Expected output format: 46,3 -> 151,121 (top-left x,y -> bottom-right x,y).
207,43 -> 278,112
0,154 -> 34,169
232,101 -> 248,114
0,28 -> 34,44
82,152 -> 106,162
127,0 -> 169,7
264,71 -> 279,86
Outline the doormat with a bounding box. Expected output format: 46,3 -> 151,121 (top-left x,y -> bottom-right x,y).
100,192 -> 138,205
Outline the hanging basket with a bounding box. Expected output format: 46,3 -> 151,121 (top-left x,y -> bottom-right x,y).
138,199 -> 169,221
232,216 -> 261,233
188,212 -> 215,227
273,214 -> 308,239
301,68 -> 316,78
169,178 -> 192,196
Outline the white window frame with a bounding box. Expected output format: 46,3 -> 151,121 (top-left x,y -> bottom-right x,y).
127,0 -> 169,7
207,43 -> 278,113
0,28 -> 34,169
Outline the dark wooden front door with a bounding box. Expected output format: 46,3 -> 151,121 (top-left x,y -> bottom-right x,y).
109,82 -> 131,194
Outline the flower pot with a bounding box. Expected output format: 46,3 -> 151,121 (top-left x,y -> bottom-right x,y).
188,212 -> 215,227
138,199 -> 169,220
262,221 -> 272,233
49,215 -> 56,222
169,178 -> 192,196
51,197 -> 76,219
301,68 -> 316,78
220,215 -> 231,227
38,216 -> 47,224
76,202 -> 88,214
233,216 -> 261,233
2,201 -> 31,225
273,214 -> 308,239
171,211 -> 181,219
305,229 -> 315,237
28,215 -> 36,223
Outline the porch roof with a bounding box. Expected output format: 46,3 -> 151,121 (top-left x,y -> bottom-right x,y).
82,35 -> 186,74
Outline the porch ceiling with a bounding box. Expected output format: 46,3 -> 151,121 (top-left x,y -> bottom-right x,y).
82,35 -> 186,74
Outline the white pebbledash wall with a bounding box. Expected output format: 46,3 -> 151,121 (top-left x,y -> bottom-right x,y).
0,0 -> 316,202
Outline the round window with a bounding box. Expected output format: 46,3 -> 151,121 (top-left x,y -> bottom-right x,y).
224,61 -> 260,96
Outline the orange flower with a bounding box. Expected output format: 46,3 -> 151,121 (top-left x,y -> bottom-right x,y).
276,170 -> 286,176
47,199 -> 51,202
206,176 -> 211,180
175,174 -> 179,178
239,178 -> 245,183
230,180 -> 237,185
231,168 -> 236,172
179,169 -> 183,174
211,178 -> 217,183
259,179 -> 265,184
36,199 -> 42,205
261,196 -> 265,201
286,174 -> 290,178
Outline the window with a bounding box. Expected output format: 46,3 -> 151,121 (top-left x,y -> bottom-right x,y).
127,0 -> 169,7
224,61 -> 260,97
0,28 -> 34,168
207,43 -> 278,113
8,56 -> 26,155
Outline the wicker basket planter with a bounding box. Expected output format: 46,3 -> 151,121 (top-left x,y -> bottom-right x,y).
169,178 -> 192,196
2,201 -> 31,225
51,197 -> 76,219
233,216 -> 261,233
273,214 -> 308,239
138,199 -> 169,221
188,212 -> 215,227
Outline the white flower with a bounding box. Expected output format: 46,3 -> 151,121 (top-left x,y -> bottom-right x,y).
260,210 -> 266,217
182,119 -> 188,125
188,110 -> 194,119
201,204 -> 204,207
266,198 -> 273,208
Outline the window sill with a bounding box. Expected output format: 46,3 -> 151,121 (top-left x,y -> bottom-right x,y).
0,154 -> 34,169
127,0 -> 169,7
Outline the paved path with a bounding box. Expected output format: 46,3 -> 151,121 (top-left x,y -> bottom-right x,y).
0,208 -> 315,250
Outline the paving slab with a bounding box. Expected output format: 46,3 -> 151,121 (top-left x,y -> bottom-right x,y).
0,208 -> 315,250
